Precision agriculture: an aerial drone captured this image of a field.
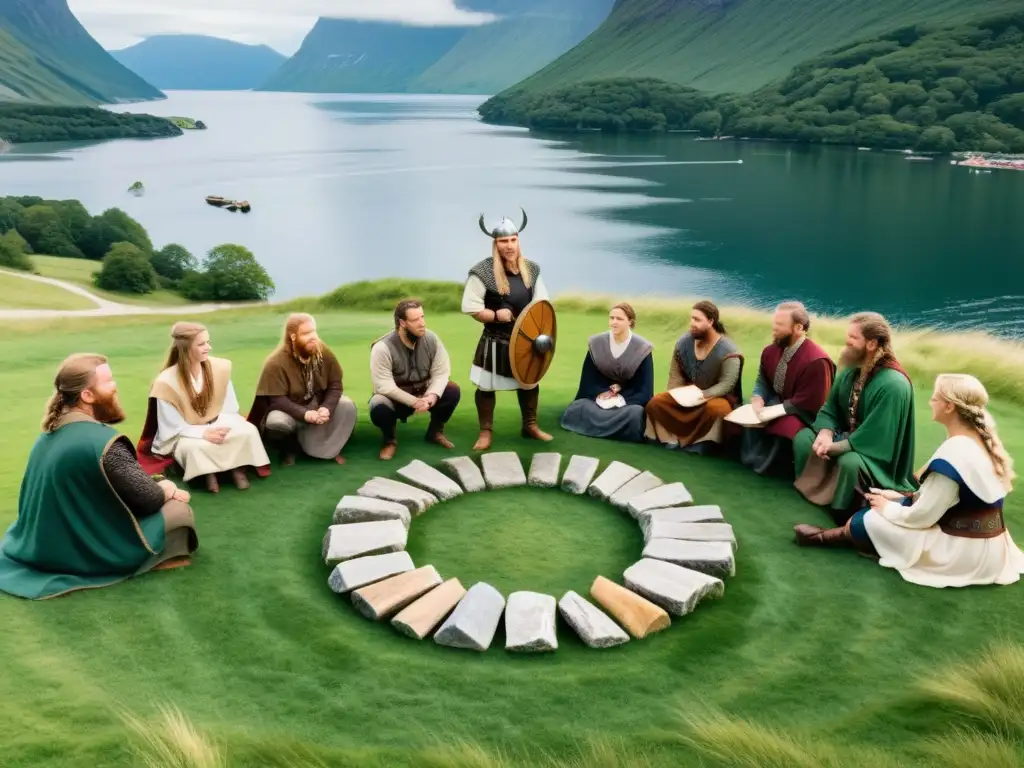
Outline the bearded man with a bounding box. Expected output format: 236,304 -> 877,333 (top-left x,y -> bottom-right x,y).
369,298 -> 461,460
0,354 -> 198,600
246,313 -> 357,465
462,208 -> 552,450
793,311 -> 918,524
739,302 -> 836,476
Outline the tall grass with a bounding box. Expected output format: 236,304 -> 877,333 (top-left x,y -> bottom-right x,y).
121,705 -> 226,768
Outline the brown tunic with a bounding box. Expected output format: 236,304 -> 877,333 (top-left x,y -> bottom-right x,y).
246,346 -> 344,431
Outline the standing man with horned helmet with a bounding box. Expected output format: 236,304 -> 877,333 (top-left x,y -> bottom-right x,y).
462,208 -> 552,450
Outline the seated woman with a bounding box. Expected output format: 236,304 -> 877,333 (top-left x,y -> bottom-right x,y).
560,302 -> 654,443
140,322 -> 271,493
794,373 -> 1024,588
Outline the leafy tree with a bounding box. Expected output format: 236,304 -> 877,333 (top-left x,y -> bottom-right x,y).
191,244 -> 275,301
990,93 -> 1024,129
16,205 -> 83,258
94,242 -> 157,294
917,125 -> 958,152
150,243 -> 197,282
0,198 -> 23,234
79,208 -> 152,260
690,110 -> 723,136
0,230 -> 32,271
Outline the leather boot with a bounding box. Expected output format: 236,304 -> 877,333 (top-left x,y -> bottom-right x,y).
379,441 -> 398,460
518,387 -> 552,441
794,523 -> 853,548
426,429 -> 455,449
473,390 -> 495,451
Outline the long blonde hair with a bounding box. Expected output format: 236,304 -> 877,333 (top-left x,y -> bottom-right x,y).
491,240 -> 532,296
42,353 -> 108,432
935,373 -> 1015,490
163,322 -> 213,417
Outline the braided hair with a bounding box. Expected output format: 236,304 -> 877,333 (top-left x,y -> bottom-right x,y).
849,312 -> 895,389
42,353 -> 108,432
936,373 -> 1015,490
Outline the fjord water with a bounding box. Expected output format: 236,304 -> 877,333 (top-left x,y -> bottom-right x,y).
2,91 -> 1022,334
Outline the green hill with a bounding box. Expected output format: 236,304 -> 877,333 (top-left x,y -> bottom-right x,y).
499,0 -> 1023,98
0,27 -> 92,104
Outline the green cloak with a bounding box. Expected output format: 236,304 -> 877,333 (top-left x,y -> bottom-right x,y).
794,366 -> 918,509
0,419 -> 167,600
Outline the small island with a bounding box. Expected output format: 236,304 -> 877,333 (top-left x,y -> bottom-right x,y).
167,116 -> 208,130
0,105 -> 184,145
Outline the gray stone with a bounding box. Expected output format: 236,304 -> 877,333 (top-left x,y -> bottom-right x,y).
561,455 -> 600,494
333,495 -> 412,529
626,483 -> 694,517
327,551 -> 416,594
557,591 -> 630,648
397,459 -> 464,501
440,456 -> 486,493
637,505 -> 724,535
433,582 -> 505,651
505,591 -> 558,652
528,453 -> 562,488
481,452 -> 527,489
642,539 -> 736,578
356,477 -> 438,515
587,461 -> 641,500
644,521 -> 737,549
609,471 -> 664,510
623,558 -> 725,616
322,520 -> 408,564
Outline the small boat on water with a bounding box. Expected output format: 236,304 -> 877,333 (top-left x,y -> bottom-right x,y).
206,195 -> 251,213
906,155 -> 934,161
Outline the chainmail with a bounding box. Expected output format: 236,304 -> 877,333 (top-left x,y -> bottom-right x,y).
103,439 -> 165,517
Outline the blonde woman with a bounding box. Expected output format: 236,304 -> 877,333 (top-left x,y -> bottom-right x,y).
794,373 -> 1024,588
140,322 -> 271,493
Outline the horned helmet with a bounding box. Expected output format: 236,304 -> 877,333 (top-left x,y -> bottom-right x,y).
478,207 -> 527,239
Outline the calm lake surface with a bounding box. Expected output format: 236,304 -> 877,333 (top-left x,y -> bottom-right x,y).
3,91 -> 1022,334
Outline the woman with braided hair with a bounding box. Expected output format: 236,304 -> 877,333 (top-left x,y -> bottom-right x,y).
794,374 -> 1024,588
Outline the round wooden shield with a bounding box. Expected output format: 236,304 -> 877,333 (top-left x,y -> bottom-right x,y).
509,299 -> 557,387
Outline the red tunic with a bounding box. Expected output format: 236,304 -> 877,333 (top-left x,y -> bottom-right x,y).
758,339 -> 835,441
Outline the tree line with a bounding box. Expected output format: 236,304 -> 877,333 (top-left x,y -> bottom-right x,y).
0,105 -> 183,144
478,11 -> 1024,153
0,196 -> 274,302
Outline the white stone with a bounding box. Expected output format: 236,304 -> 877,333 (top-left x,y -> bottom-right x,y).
322,520 -> 408,564
637,505 -> 724,535
327,551 -> 416,594
481,452 -> 527,489
505,591 -> 558,652
627,483 -> 694,517
356,477 -> 438,515
623,558 -> 724,616
561,455 -> 600,494
609,471 -> 663,510
440,456 -> 486,493
528,453 -> 562,488
333,495 -> 412,529
587,461 -> 641,500
396,459 -> 464,500
644,521 -> 737,549
642,539 -> 736,578
433,582 -> 505,651
557,591 -> 630,648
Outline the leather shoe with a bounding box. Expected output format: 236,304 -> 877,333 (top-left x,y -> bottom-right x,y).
379,442 -> 397,460
427,432 -> 455,449
472,429 -> 492,451
521,423 -> 553,441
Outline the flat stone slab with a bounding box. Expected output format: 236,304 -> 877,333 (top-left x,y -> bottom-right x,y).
637,505 -> 724,534
322,520 -> 408,564
528,453 -> 562,488
623,558 -> 724,616
351,565 -> 443,620
587,461 -> 641,500
561,455 -> 599,494
627,482 -> 694,517
391,578 -> 467,640
642,539 -> 736,578
397,459 -> 464,501
356,477 -> 438,515
609,471 -> 664,510
644,521 -> 737,549
440,456 -> 485,493
434,582 -> 505,651
481,452 -> 527,489
505,591 -> 557,652
333,495 -> 412,529
558,590 -> 630,648
590,575 -> 670,639
328,551 -> 415,594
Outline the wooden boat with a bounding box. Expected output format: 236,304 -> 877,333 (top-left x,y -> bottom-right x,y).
206,195 -> 229,207
206,196 -> 251,212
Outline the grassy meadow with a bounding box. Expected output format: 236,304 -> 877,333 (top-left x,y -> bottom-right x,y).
29,255 -> 194,307
0,271 -> 96,310
3,283 -> 1024,766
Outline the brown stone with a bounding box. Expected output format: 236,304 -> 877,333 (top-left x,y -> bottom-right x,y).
391,578 -> 467,640
350,565 -> 442,620
589,575 -> 670,639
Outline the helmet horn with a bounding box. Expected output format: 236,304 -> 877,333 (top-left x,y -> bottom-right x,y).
478,214 -> 492,237
519,207 -> 527,234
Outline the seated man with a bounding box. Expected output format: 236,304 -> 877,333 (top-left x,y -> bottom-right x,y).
0,354 -> 198,600
140,321 -> 271,493
369,298 -> 461,460
793,311 -> 917,525
644,300 -> 743,453
560,301 -> 654,443
246,313 -> 357,465
739,302 -> 835,476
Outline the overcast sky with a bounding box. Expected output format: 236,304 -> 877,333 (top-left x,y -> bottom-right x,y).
68,1 -> 497,55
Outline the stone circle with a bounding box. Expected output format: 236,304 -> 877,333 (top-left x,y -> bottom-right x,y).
322,453 -> 737,653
